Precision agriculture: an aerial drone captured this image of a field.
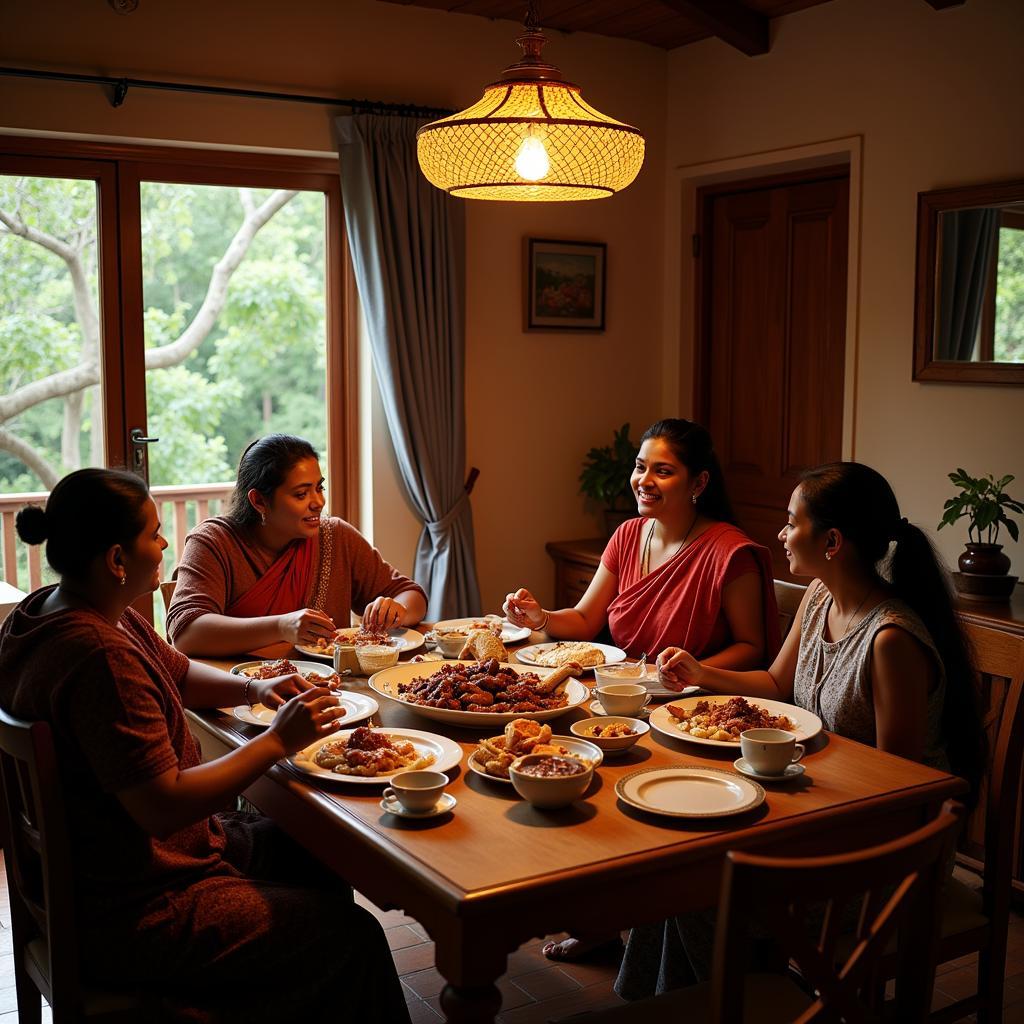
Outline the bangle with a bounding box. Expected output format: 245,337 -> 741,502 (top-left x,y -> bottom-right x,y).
243,677 -> 255,707
533,610 -> 549,632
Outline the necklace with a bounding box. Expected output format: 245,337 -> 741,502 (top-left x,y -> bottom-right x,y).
831,586 -> 875,642
807,585 -> 878,720
641,514 -> 699,577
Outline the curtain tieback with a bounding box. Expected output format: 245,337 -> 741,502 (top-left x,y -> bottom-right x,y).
426,491 -> 470,538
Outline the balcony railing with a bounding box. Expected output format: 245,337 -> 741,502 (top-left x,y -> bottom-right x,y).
0,482 -> 234,592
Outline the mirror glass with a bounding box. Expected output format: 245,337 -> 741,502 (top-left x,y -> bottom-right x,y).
934,204 -> 1024,363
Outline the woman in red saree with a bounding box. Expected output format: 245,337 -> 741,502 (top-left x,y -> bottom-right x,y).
168,435 -> 426,657
504,418 -> 779,961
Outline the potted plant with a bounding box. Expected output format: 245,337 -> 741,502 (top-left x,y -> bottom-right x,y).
579,422 -> 638,538
938,469 -> 1022,600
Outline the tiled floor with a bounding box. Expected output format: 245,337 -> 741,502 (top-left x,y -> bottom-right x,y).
1,857 -> 1022,1023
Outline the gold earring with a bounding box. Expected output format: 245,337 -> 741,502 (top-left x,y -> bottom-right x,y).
260,512 -> 266,527
119,574 -> 127,586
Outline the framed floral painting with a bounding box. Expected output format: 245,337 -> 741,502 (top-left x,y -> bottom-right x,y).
525,238 -> 606,331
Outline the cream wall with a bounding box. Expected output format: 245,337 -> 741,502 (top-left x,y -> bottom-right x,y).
662,0 -> 1024,576
0,0 -> 668,609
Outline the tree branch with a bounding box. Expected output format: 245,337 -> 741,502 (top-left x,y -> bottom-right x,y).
0,428 -> 60,489
0,362 -> 100,423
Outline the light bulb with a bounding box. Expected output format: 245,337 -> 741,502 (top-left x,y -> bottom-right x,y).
514,135 -> 550,181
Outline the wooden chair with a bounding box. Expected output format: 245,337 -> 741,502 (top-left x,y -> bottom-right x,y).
773,579 -> 806,640
159,578 -> 176,614
566,801 -> 963,1024
0,708 -> 151,1022
876,623 -> 1024,1024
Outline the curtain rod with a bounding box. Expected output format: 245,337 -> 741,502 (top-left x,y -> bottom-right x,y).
0,66 -> 453,118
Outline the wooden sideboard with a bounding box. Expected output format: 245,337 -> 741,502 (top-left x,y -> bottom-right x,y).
545,538 -> 605,607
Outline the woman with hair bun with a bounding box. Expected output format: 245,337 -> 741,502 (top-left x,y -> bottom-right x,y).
0,468 -> 411,1022
167,433 -> 426,656
620,461 -> 984,1000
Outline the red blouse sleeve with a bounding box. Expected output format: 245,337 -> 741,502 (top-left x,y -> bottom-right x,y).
721,546 -> 760,587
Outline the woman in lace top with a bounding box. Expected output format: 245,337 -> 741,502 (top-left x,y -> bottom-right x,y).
659,462 -> 982,784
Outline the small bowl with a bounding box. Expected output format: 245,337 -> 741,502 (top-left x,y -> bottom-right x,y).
570,716 -> 648,755
434,631 -> 468,659
508,752 -> 594,809
592,662 -> 645,687
356,644 -> 400,674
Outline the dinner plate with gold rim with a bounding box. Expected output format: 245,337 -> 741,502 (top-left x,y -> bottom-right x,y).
648,695 -> 822,749
288,728 -> 462,785
468,735 -> 604,785
368,661 -> 590,728
295,627 -> 425,662
615,766 -> 765,818
231,690 -> 378,729
515,641 -> 626,670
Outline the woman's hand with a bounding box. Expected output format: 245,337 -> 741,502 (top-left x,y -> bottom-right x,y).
363,596 -> 405,630
267,688 -> 346,755
250,672 -> 316,709
277,608 -> 336,645
503,588 -> 546,629
657,647 -> 704,691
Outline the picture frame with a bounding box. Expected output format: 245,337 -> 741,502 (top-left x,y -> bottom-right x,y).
525,238 -> 606,331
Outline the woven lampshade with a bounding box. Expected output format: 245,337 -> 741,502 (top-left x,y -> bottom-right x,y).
417,21 -> 645,202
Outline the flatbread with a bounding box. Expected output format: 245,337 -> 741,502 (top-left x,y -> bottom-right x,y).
533,642 -> 605,668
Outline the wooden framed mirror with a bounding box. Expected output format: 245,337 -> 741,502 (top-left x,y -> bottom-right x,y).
913,178 -> 1024,386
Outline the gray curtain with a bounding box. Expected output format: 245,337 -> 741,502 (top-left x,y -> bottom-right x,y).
336,114 -> 481,619
936,208 -> 1000,360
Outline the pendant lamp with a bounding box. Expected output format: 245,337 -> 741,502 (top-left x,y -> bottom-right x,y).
416,5 -> 645,202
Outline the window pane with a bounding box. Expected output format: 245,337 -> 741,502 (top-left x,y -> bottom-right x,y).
0,173 -> 105,590
995,225 -> 1024,362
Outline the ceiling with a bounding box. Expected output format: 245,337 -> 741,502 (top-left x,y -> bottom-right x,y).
377,0 -> 963,55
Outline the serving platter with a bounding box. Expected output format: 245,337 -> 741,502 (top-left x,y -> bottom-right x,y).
288,727 -> 461,784
432,616 -> 532,645
369,660 -> 590,728
648,695 -> 822,749
467,734 -> 603,785
232,690 -> 378,729
615,766 -> 765,818
515,641 -> 626,670
295,627 -> 424,662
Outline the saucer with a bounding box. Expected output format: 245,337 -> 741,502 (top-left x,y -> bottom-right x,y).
732,758 -> 805,782
379,792 -> 457,818
589,699 -> 651,718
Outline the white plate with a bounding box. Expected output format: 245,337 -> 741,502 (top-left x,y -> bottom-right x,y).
649,695 -> 822,749
616,766 -> 765,818
515,641 -> 626,670
467,735 -> 604,784
433,616 -> 532,645
639,671 -> 695,699
230,660 -> 340,682
289,727 -> 461,784
232,690 -> 379,729
369,661 -> 590,728
589,699 -> 652,719
295,627 -> 425,661
380,792 -> 457,818
733,758 -> 806,782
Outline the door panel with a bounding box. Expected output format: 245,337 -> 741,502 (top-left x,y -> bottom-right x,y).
702,174 -> 849,581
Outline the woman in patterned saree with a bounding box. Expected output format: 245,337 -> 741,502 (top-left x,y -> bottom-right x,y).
168,434 -> 426,656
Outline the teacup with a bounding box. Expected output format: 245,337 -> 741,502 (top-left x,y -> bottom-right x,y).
383,770 -> 449,812
740,729 -> 804,776
595,682 -> 650,717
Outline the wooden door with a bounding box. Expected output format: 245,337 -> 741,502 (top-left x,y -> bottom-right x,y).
698,171 -> 849,580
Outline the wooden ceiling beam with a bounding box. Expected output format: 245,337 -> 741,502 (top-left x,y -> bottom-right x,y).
660,0 -> 769,56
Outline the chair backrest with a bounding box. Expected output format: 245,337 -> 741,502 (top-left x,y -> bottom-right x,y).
960,622 -> 1024,935
711,801 -> 963,1024
159,579 -> 176,614
774,579 -> 806,640
0,706 -> 81,1015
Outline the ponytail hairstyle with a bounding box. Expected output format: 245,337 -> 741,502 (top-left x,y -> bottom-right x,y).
640,419 -> 736,524
799,462 -> 985,802
227,434 -> 319,528
15,468 -> 151,580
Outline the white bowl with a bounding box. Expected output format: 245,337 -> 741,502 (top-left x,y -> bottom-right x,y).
434,631 -> 468,659
356,644 -> 400,674
508,752 -> 594,808
592,663 -> 645,687
570,716 -> 648,755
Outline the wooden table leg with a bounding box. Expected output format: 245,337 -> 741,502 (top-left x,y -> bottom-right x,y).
439,983 -> 502,1023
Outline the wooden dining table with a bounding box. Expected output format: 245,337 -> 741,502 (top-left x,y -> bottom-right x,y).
189,643 -> 966,1024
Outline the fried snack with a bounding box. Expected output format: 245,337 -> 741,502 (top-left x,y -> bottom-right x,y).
240,661 -> 341,689
533,662 -> 582,696
457,629 -> 508,663
398,660 -> 570,713
587,722 -> 634,738
474,719 -> 592,778
311,726 -> 434,776
532,642 -> 605,668
313,626 -> 391,651
667,697 -> 795,742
